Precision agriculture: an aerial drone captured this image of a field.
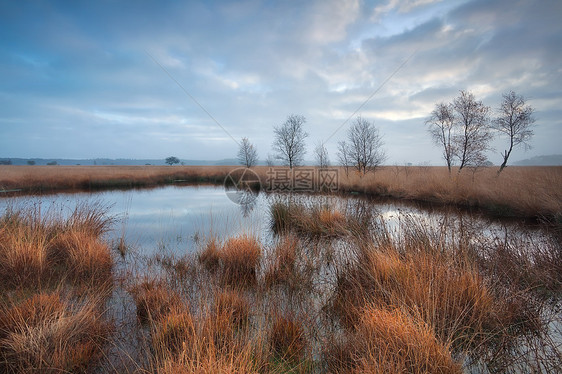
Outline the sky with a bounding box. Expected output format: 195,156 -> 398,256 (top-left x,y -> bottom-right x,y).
1,0 -> 561,165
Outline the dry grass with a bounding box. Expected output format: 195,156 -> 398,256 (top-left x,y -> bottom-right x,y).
336,165 -> 562,220
329,243 -> 501,353
0,165 -> 234,192
353,306 -> 463,374
0,203 -> 114,373
1,171 -> 560,372
0,203 -> 113,290
213,289 -> 251,328
129,279 -> 185,324
152,311 -> 196,358
264,234 -> 299,288
269,314 -> 307,363
270,200 -> 348,237
198,238 -> 221,273
0,291 -> 111,374
48,230 -> 113,285
2,164 -> 560,219
201,234 -> 262,287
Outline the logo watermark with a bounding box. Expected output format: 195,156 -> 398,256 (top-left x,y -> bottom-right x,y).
224,167 -> 340,205
224,168 -> 261,205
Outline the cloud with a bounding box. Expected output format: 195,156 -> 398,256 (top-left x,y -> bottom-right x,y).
0,0 -> 560,164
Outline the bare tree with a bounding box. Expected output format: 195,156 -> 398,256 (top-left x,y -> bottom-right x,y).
265,153 -> 276,167
452,90 -> 492,172
237,137 -> 258,168
272,114 -> 308,168
337,140 -> 350,177
341,117 -> 386,175
426,102 -> 456,173
493,91 -> 535,174
314,141 -> 330,168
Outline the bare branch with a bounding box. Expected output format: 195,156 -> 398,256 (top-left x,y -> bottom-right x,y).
314,141 -> 330,168
237,137 -> 258,168
493,91 -> 535,174
272,114 -> 308,168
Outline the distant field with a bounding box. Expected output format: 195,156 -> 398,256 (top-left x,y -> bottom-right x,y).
1,165 -> 561,220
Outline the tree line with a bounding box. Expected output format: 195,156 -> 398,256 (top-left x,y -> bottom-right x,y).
165,89 -> 535,175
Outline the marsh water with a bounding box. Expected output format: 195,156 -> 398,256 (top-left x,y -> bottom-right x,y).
0,184 -> 547,257
0,185 -> 559,373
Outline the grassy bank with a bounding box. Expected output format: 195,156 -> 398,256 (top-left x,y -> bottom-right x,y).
0,165 -> 234,192
1,165 -> 561,220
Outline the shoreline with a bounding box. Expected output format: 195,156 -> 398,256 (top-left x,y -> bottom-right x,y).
1,165 -> 561,223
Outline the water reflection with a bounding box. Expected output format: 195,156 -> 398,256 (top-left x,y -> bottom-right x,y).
0,185 -> 548,258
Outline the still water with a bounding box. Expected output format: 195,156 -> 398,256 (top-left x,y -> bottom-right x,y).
0,184 -> 543,257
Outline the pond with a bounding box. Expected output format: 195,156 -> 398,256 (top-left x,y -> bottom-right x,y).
0,184 -> 560,372
0,184 -> 540,256
0,184 -> 548,258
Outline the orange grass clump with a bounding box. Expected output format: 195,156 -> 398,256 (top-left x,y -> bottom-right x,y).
269,314 -> 307,362
354,306 -> 463,374
198,238 -> 221,272
152,311 -> 196,358
330,245 -> 498,352
220,235 -> 262,286
213,288 -> 251,328
48,230 -> 113,285
130,279 -> 185,324
0,204 -> 112,289
0,292 -> 111,373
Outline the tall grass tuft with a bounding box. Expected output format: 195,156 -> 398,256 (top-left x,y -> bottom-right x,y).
198,238 -> 221,273
269,314 -> 307,363
0,291 -> 111,373
0,203 -> 113,290
354,306 -> 463,374
130,279 -> 185,324
213,288 -> 251,328
264,234 -> 299,288
270,199 -> 348,237
220,234 -> 262,287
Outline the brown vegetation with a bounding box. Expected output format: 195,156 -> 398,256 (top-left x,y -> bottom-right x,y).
0,203 -> 114,373
0,292 -> 111,373
2,165 -> 561,219
1,174 -> 560,372
0,165 -> 234,192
